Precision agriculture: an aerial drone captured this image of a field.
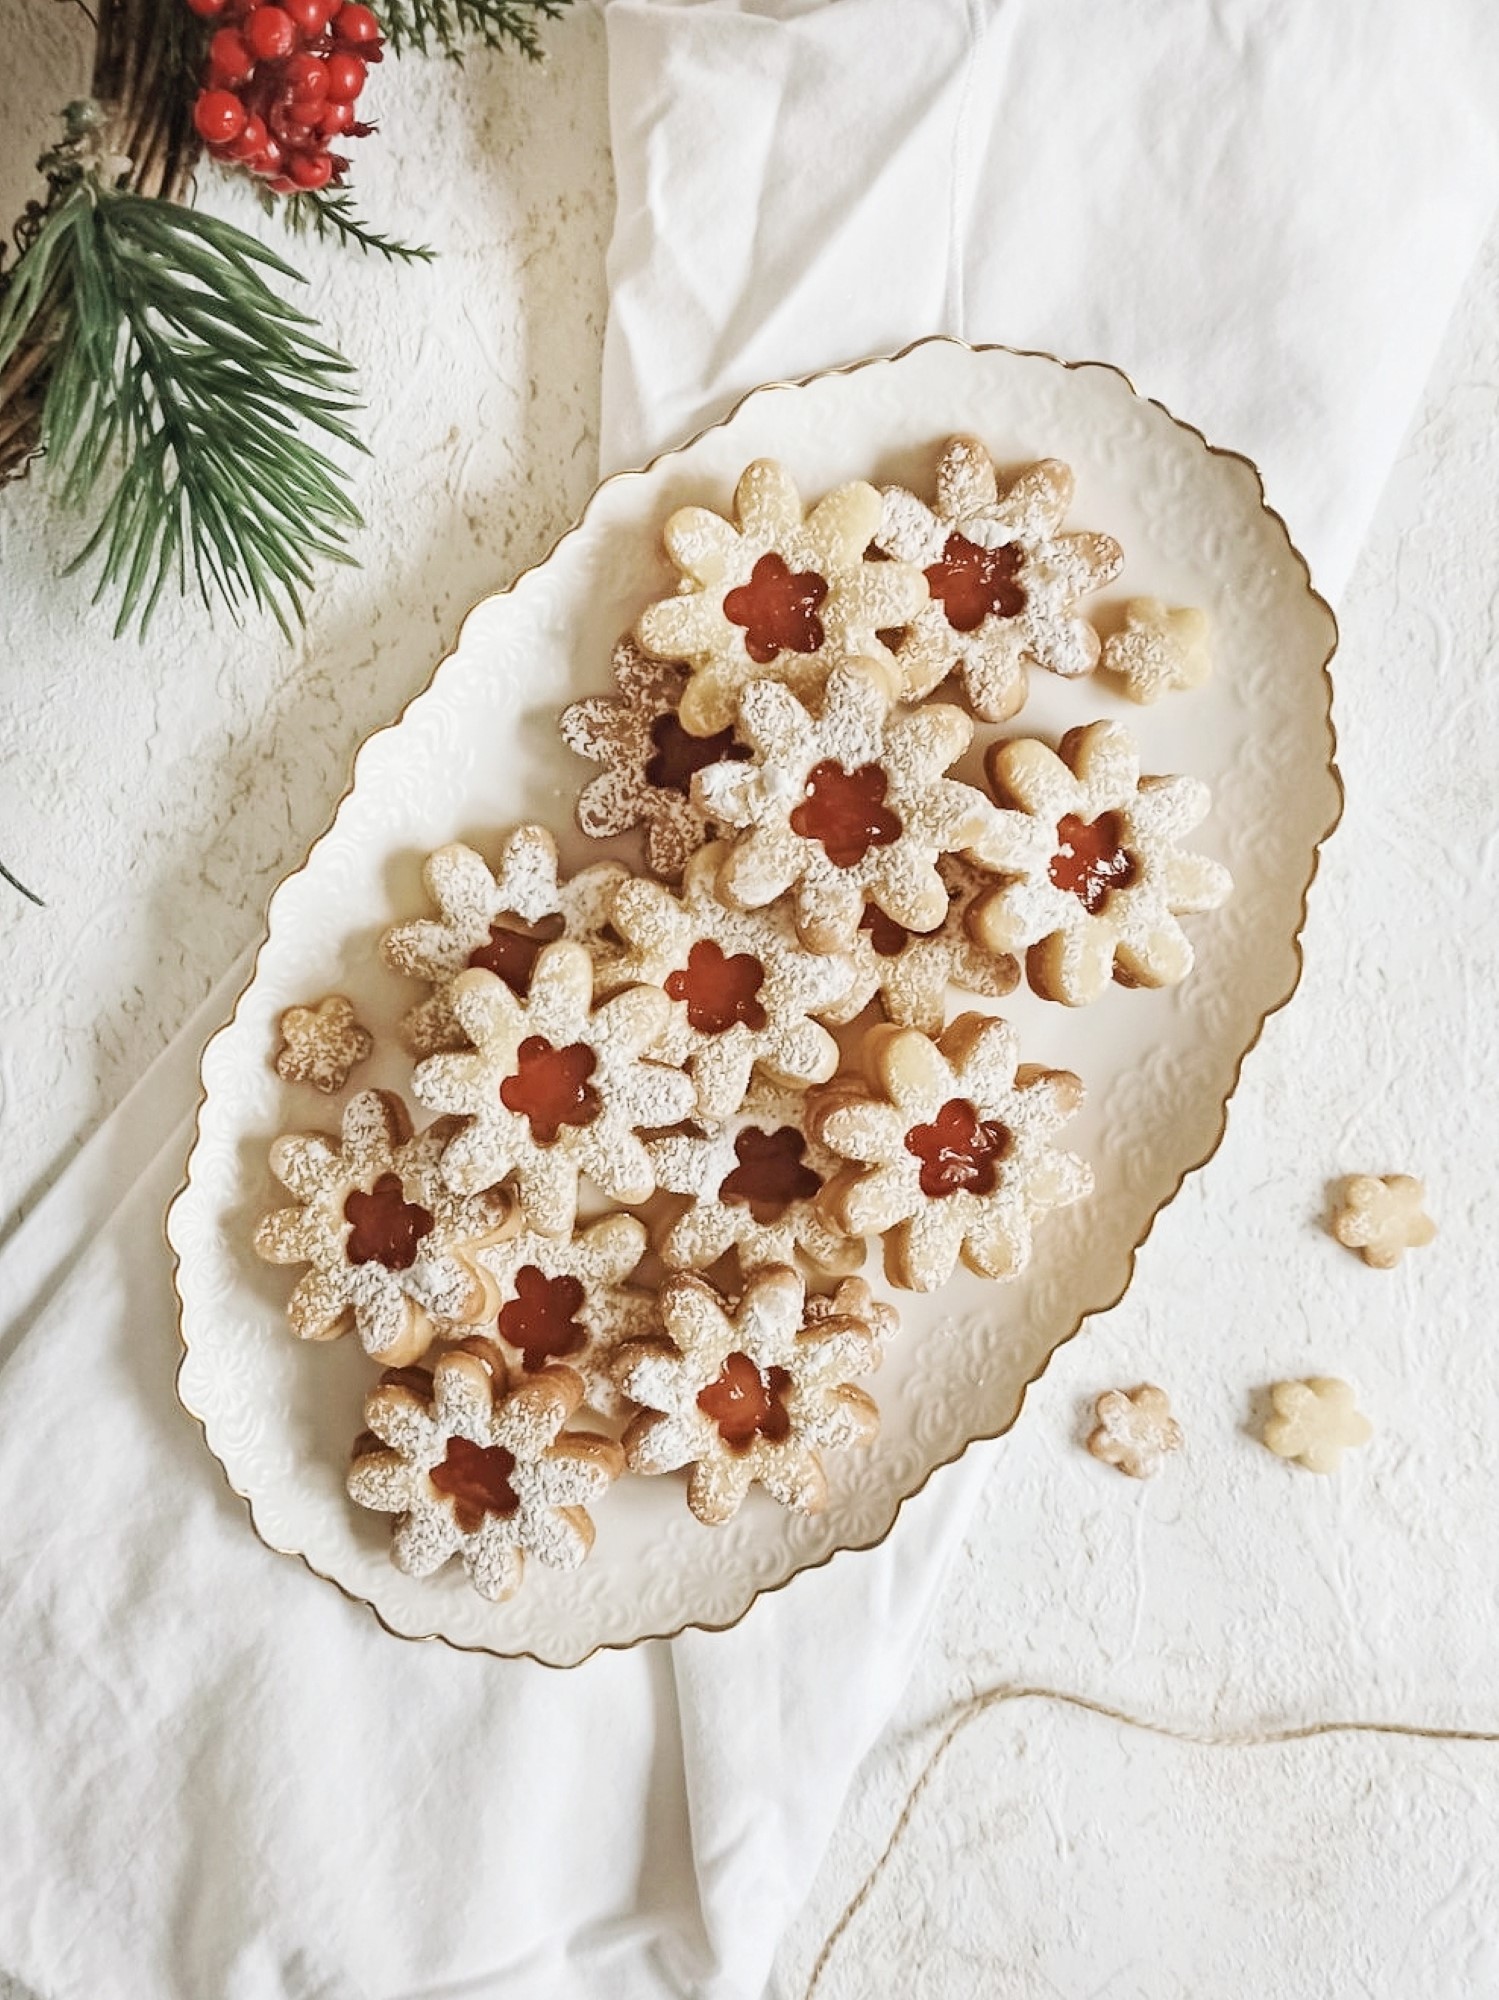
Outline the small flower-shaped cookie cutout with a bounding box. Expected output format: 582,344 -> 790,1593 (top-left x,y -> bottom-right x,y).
382,825 -> 629,1057
811,1012 -> 1093,1293
819,855 -> 1020,1034
347,1342 -> 624,1602
636,458 -> 926,736
1101,598 -> 1211,705
477,1212 -> 655,1416
1262,1377 -> 1373,1474
1087,1384 -> 1184,1479
274,994 -> 373,1094
560,636 -> 750,881
412,943 -> 695,1237
608,841 -> 855,1120
693,661 -> 995,955
648,1078 -> 863,1279
874,440 -> 1123,721
614,1266 -> 881,1525
1331,1174 -> 1437,1270
253,1090 -> 508,1366
971,720 -> 1232,1006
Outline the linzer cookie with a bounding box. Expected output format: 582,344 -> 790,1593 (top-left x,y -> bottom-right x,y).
810,1013 -> 1092,1292
410,941 -> 695,1236
478,1212 -> 655,1415
875,440 -> 1123,720
692,660 -> 995,954
347,1341 -> 624,1601
613,1266 -> 881,1524
635,458 -> 925,736
1101,597 -> 1211,705
381,825 -> 629,1056
273,994 -> 372,1094
648,1078 -> 862,1279
560,636 -> 749,881
607,841 -> 855,1121
971,720 -> 1232,1006
818,854 -> 1020,1034
254,1089 -> 509,1366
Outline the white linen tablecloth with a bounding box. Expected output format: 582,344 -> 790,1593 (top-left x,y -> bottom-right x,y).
3,3 -> 1497,1995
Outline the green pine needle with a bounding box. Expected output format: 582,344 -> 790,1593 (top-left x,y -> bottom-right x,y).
0,859 -> 45,907
282,190 -> 434,263
0,184 -> 365,639
378,0 -> 570,62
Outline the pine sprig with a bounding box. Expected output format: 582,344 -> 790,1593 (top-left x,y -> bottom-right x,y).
378,0 -> 569,62
0,184 -> 365,637
0,860 -> 44,907
282,189 -> 434,263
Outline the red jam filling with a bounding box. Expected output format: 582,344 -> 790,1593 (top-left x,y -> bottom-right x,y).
344,1173 -> 435,1271
904,1098 -> 1012,1199
499,1036 -> 601,1144
664,938 -> 767,1035
925,532 -> 1026,631
431,1436 -> 519,1533
718,1124 -> 821,1221
723,552 -> 828,663
1049,811 -> 1138,914
696,1350 -> 794,1450
859,900 -> 915,958
467,915 -> 563,995
789,760 -> 902,868
645,712 -> 748,794
498,1266 -> 588,1371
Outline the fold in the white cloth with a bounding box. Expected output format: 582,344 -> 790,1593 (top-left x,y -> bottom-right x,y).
4,4 -> 1497,1996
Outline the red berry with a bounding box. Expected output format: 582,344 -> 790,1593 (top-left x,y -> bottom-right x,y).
282,0 -> 334,32
244,5 -> 297,58
316,99 -> 353,134
323,51 -> 365,101
288,150 -> 334,190
268,100 -> 313,144
258,135 -> 287,171
284,53 -> 328,94
193,88 -> 249,146
185,0 -> 231,16
269,174 -> 297,194
207,27 -> 254,83
287,94 -> 327,122
333,3 -> 380,43
229,111 -> 269,159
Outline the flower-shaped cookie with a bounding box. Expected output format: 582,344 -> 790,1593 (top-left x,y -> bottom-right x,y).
693,661 -> 994,954
347,1344 -> 624,1601
1331,1174 -> 1436,1270
875,441 -> 1123,720
818,855 -> 1020,1034
614,1266 -> 881,1524
274,994 -> 373,1094
1101,597 -> 1211,705
559,636 -> 750,881
971,720 -> 1232,1005
411,942 -> 695,1236
636,458 -> 925,735
1261,1377 -> 1372,1474
253,1089 -> 508,1366
478,1212 -> 655,1415
1087,1384 -> 1184,1479
608,841 -> 855,1120
381,825 -> 628,1056
648,1079 -> 863,1279
810,1013 -> 1092,1292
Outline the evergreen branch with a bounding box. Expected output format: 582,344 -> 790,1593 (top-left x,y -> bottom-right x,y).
378,0 -> 570,62
0,860 -> 45,907
0,184 -> 366,638
282,190 -> 434,263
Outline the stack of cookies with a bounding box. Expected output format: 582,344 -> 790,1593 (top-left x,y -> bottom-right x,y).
254,438 -> 1232,1604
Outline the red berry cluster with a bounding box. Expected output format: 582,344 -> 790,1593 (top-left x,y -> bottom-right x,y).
185,0 -> 384,195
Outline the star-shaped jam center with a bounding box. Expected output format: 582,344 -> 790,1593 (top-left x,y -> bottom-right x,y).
343,1172 -> 435,1271
498,1266 -> 588,1371
723,551 -> 829,663
790,759 -> 902,868
904,1097 -> 1012,1199
718,1124 -> 821,1222
467,915 -> 563,995
664,937 -> 767,1035
925,532 -> 1026,632
696,1350 -> 794,1451
500,1036 -> 601,1144
1049,811 -> 1138,914
645,712 -> 748,796
431,1436 -> 519,1533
